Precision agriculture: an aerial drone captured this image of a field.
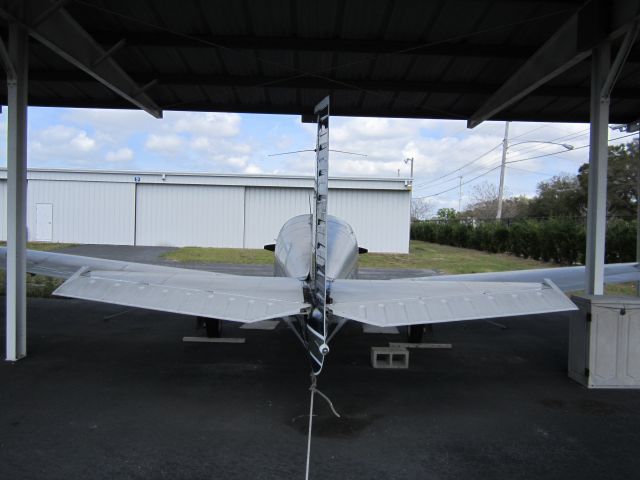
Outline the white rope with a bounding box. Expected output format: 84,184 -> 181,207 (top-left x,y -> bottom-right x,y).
304,378 -> 315,480
304,374 -> 340,480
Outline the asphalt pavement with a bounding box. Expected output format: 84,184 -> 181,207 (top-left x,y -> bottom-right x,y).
1,245 -> 639,479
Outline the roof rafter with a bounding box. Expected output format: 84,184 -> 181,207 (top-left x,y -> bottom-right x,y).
0,0 -> 162,118
15,70 -> 640,100
467,0 -> 640,128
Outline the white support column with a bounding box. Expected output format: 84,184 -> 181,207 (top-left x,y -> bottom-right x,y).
5,24 -> 29,361
585,42 -> 611,296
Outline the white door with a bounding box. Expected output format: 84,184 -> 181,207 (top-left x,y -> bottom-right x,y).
35,203 -> 53,241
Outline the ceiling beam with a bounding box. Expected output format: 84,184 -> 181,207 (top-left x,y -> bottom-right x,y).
86,31 -> 538,58
2,27 -> 632,63
467,0 -> 640,128
0,1 -> 162,118
3,95 -> 630,124
58,31 -> 633,63
16,70 -> 640,100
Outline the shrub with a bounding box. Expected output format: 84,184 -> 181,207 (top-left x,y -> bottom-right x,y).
410,217 -> 636,265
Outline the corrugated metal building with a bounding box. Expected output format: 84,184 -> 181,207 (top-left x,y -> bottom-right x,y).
0,169 -> 411,253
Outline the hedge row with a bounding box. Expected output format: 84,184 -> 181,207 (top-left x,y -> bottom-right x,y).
410,218 -> 636,264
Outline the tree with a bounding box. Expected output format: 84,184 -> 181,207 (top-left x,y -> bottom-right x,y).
410,198 -> 434,221
462,182 -> 529,219
436,207 -> 458,220
463,182 -> 500,219
577,140 -> 638,218
527,174 -> 584,218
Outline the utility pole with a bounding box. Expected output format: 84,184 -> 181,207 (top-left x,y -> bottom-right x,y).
404,157 -> 414,180
458,175 -> 463,212
496,121 -> 510,220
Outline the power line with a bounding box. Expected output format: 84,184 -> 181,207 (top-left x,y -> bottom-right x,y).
412,142 -> 502,188
507,165 -> 557,176
414,163 -> 502,199
508,124 -> 548,141
505,131 -> 638,166
506,128 -> 591,158
414,132 -> 639,199
414,128 -> 594,191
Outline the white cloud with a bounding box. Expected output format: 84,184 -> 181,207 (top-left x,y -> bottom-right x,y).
105,147 -> 133,163
172,112 -> 241,138
145,134 -> 184,152
227,157 -> 247,168
69,131 -> 97,152
28,124 -> 99,165
244,164 -> 263,174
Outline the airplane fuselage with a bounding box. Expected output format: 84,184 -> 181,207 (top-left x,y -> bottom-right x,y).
272,214 -> 360,371
274,214 -> 359,282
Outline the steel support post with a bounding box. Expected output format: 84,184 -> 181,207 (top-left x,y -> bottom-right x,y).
5,24 -> 28,361
585,42 -> 610,296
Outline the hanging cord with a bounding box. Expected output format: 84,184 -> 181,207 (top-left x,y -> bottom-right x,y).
304,373 -> 340,480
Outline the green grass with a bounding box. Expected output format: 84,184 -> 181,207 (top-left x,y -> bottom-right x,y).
163,240 -> 553,273
359,240 -> 551,274
0,243 -> 74,297
163,240 -> 640,297
163,240 -> 557,273
0,242 -> 76,251
161,246 -> 275,264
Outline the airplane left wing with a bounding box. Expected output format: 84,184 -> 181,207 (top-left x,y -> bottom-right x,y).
0,248 -> 309,323
400,263 -> 640,292
329,278 -> 577,327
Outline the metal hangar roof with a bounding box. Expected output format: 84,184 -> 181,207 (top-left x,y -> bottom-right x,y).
1,0 -> 639,125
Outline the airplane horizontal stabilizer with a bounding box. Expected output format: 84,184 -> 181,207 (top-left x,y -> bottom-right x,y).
54,267 -> 309,323
329,279 -> 577,327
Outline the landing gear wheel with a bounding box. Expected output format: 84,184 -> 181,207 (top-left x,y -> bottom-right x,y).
407,324 -> 424,343
203,318 -> 222,338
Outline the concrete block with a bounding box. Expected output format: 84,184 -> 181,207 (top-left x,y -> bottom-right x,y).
371,346 -> 409,369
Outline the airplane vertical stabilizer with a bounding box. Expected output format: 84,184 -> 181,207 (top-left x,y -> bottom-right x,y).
308,96 -> 330,374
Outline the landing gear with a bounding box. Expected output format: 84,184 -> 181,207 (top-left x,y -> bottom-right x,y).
407,325 -> 423,343
197,316 -> 222,338
407,324 -> 433,343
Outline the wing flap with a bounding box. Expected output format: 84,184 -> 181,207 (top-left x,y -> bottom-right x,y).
329,279 -> 577,327
53,268 -> 308,323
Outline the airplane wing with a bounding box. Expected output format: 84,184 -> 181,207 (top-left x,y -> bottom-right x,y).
0,248 -> 308,323
399,263 -> 640,292
329,278 -> 577,327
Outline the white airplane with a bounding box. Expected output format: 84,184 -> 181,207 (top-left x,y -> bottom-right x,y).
1,96 -> 639,376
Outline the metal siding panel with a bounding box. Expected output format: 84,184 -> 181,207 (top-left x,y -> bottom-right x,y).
329,189 -> 410,253
136,184 -> 244,247
244,187 -> 311,249
0,179 -> 6,241
244,186 -> 409,253
26,180 -> 134,244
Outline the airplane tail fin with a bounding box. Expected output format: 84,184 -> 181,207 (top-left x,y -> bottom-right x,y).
307,96 -> 330,374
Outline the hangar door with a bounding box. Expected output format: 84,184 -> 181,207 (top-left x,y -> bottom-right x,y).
135,184 -> 244,247
243,187 -> 311,248
0,180 -> 5,241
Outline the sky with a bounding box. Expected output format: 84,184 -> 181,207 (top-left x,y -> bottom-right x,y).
0,107 -> 636,212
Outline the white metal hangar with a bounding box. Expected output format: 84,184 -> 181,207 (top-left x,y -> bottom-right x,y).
0,169 -> 411,253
